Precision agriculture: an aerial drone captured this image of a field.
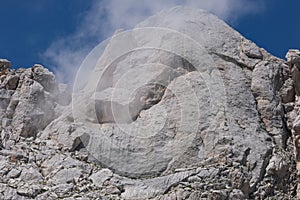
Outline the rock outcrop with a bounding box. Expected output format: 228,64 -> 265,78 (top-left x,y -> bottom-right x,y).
0,6 -> 299,199
0,63 -> 70,142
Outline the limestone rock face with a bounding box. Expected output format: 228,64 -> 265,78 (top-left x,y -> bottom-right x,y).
286,49 -> 300,65
0,6 -> 298,200
0,59 -> 11,72
287,49 -> 300,96
0,64 -> 71,147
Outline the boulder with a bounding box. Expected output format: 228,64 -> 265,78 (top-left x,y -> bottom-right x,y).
286,49 -> 300,66
0,64 -> 71,142
0,59 -> 11,71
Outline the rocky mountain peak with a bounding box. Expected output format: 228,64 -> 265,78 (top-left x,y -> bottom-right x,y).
286,49 -> 300,65
0,6 -> 299,199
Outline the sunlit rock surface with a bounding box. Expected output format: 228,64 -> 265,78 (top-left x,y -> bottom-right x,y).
0,6 -> 299,199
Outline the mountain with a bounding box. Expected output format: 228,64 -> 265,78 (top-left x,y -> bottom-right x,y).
0,6 -> 299,199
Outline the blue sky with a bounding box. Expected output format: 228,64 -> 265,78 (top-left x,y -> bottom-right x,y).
0,1 -> 93,68
0,0 -> 299,81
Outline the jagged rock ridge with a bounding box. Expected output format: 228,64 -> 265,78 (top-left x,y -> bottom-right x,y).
0,6 -> 299,199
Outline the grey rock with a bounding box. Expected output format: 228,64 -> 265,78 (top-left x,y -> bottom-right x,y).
154,188 -> 191,200
120,169 -> 195,199
197,167 -> 219,179
101,185 -> 121,195
72,8 -> 272,188
0,149 -> 27,161
83,192 -> 103,199
0,59 -> 11,71
229,189 -> 245,199
0,89 -> 14,116
0,64 -> 70,141
291,64 -> 300,96
0,5 -> 298,200
35,191 -> 58,200
188,191 -> 202,200
0,159 -> 10,177
209,190 -> 228,200
280,78 -> 295,103
11,79 -> 55,138
41,116 -> 89,151
3,186 -> 27,200
251,60 -> 287,146
50,168 -> 83,185
41,153 -> 65,176
284,102 -> 294,113
52,183 -> 74,198
7,168 -> 22,178
89,168 -> 113,188
39,6 -> 293,199
19,167 -> 43,182
187,175 -> 202,182
4,73 -> 19,90
294,116 -> 300,135
265,154 -> 289,179
241,38 -> 263,59
0,183 -> 7,193
287,50 -> 300,96
62,156 -> 86,169
32,64 -> 57,92
17,184 -> 41,198
286,49 -> 300,66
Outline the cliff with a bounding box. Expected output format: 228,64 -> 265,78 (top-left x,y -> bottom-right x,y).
0,6 -> 299,199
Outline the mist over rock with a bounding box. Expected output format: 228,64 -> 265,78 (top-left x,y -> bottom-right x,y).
0,6 -> 299,199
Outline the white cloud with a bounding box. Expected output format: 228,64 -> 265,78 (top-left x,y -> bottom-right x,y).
42,0 -> 265,83
101,0 -> 264,29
